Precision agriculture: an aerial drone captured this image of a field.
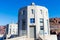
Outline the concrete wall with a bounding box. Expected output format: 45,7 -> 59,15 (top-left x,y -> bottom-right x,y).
7,24 -> 18,35
18,7 -> 27,36
6,36 -> 34,40
27,5 -> 50,39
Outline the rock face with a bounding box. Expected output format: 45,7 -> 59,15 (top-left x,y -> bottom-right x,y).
50,18 -> 60,34
0,26 -> 6,34
50,18 -> 60,25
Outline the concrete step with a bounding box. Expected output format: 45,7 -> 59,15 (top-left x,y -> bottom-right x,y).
6,36 -> 35,40
39,35 -> 57,40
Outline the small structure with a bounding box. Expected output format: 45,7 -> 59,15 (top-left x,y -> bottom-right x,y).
6,23 -> 18,39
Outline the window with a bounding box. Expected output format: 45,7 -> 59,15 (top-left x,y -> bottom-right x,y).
40,18 -> 44,30
13,29 -> 15,33
40,18 -> 44,23
40,26 -> 44,35
40,26 -> 44,30
22,19 -> 27,36
10,29 -> 11,34
47,20 -> 48,26
40,10 -> 42,14
46,11 -> 47,16
23,10 -> 25,15
22,20 -> 25,25
22,19 -> 26,30
31,9 -> 35,14
30,18 -> 35,23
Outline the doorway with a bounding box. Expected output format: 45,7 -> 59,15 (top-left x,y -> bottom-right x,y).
30,25 -> 36,38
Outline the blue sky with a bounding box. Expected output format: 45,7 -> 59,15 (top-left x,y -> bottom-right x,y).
0,0 -> 60,25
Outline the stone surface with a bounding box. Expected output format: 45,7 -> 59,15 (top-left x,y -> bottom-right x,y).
50,18 -> 60,34
0,26 -> 6,34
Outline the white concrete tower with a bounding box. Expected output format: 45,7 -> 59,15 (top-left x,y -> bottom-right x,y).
18,2 -> 50,40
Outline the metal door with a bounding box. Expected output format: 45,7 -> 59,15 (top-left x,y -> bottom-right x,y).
30,26 -> 36,38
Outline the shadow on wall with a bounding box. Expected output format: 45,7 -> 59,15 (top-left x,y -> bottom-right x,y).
50,30 -> 60,40
50,30 -> 56,34
57,32 -> 60,40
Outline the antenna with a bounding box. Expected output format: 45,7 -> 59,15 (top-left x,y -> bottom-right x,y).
31,2 -> 35,6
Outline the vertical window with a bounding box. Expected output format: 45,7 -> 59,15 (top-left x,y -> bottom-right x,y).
47,20 -> 49,34
40,18 -> 44,30
22,19 -> 25,30
46,11 -> 47,16
22,19 -> 27,36
30,18 -> 35,23
40,10 -> 42,14
13,29 -> 15,33
10,29 -> 11,34
23,10 -> 25,15
40,26 -> 44,30
40,18 -> 44,35
47,20 -> 48,26
40,18 -> 44,23
40,26 -> 44,35
31,9 -> 35,14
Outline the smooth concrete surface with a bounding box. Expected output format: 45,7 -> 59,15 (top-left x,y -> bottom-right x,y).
44,35 -> 57,40
38,34 -> 57,40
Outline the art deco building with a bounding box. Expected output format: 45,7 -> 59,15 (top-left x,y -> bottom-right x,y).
18,3 -> 50,40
